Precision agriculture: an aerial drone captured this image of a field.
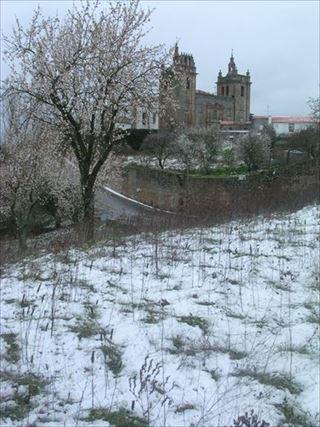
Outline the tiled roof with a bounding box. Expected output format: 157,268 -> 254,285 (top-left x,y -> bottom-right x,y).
196,90 -> 213,96
253,115 -> 315,124
220,120 -> 251,125
271,116 -> 315,124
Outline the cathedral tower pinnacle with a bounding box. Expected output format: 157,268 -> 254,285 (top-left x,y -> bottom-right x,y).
228,50 -> 238,75
216,52 -> 251,122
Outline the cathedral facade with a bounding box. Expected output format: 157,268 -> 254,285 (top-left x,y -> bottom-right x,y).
160,44 -> 251,129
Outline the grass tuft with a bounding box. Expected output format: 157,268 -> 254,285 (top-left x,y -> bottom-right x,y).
276,344 -> 310,355
69,302 -> 103,339
101,344 -> 123,376
274,400 -> 314,426
0,371 -> 48,421
69,320 -> 102,339
178,314 -> 209,334
0,333 -> 20,363
168,335 -> 185,354
204,368 -> 221,382
306,308 -> 320,325
232,369 -> 303,395
86,407 -> 147,427
175,403 -> 196,413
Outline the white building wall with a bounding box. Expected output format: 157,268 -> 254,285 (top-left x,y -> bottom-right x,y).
273,121 -> 314,136
294,123 -> 313,132
252,116 -> 315,136
134,107 -> 159,130
273,123 -> 290,135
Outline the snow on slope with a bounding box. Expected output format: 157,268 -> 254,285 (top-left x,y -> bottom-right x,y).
0,205 -> 319,426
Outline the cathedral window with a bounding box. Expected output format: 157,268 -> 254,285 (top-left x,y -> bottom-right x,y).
226,86 -> 229,96
186,78 -> 190,89
241,86 -> 244,96
222,86 -> 225,96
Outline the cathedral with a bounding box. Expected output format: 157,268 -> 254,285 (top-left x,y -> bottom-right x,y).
160,44 -> 251,129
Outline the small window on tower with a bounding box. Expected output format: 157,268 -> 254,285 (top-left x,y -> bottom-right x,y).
186,78 -> 190,89
222,86 -> 225,96
226,86 -> 229,96
241,86 -> 244,97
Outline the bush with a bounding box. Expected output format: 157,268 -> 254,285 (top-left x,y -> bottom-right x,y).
284,127 -> 319,159
141,131 -> 175,169
222,146 -> 235,169
122,129 -> 157,151
175,125 -> 222,173
238,133 -> 271,171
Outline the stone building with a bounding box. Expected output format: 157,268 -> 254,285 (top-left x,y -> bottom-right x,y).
251,115 -> 316,136
160,44 -> 251,130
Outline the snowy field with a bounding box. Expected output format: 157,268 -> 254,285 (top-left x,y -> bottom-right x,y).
0,205 -> 319,426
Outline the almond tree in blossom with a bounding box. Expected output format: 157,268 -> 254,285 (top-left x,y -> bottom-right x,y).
3,0 -> 174,236
0,95 -> 81,250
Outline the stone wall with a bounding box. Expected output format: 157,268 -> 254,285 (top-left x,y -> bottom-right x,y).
121,163 -> 319,220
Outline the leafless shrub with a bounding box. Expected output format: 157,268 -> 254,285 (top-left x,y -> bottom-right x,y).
233,409 -> 270,427
175,125 -> 222,173
238,132 -> 271,171
129,355 -> 174,425
141,132 -> 176,170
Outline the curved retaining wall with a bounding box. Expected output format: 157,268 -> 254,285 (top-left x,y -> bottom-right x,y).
121,162 -> 319,220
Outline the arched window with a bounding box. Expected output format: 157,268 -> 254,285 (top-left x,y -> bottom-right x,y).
226,86 -> 229,96
186,78 -> 190,89
222,86 -> 225,96
241,86 -> 244,97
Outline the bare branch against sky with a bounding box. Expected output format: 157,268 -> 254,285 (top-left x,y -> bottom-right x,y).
1,0 -> 319,115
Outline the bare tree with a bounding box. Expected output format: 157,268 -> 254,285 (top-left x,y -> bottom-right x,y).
308,96 -> 320,124
285,128 -> 319,160
262,123 -> 277,147
175,125 -> 222,174
0,96 -> 81,250
190,125 -> 222,173
141,132 -> 175,170
238,133 -> 271,172
173,133 -> 197,173
3,0 -> 172,237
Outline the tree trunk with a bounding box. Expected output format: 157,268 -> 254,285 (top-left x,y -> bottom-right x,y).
17,227 -> 27,253
82,181 -> 95,241
159,159 -> 164,170
78,143 -> 113,240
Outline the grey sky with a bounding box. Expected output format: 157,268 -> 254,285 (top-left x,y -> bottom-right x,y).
1,0 -> 319,116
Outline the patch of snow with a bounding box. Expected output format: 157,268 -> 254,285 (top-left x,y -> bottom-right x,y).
0,205 -> 319,426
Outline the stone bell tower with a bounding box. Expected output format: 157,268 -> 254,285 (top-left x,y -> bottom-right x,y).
216,52 -> 251,122
172,43 -> 197,128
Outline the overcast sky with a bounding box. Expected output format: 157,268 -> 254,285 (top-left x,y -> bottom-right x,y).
1,0 -> 319,116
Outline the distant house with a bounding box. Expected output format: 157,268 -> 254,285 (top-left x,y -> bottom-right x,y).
251,115 -> 316,136
132,107 -> 159,130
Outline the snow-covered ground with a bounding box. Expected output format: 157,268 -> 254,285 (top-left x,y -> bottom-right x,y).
125,155 -> 187,171
1,205 -> 319,426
